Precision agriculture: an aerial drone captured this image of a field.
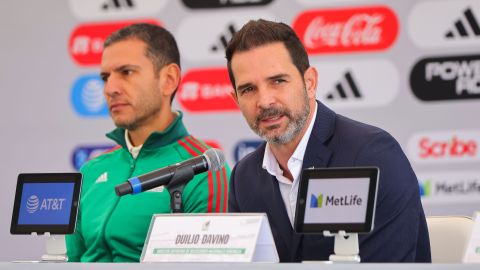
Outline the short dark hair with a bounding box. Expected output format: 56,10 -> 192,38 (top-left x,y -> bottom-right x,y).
225,19 -> 310,89
104,23 -> 181,103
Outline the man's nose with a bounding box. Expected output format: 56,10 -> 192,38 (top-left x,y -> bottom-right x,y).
104,75 -> 121,97
257,86 -> 277,109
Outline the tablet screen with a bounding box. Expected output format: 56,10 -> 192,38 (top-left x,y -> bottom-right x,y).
294,167 -> 378,234
11,173 -> 82,234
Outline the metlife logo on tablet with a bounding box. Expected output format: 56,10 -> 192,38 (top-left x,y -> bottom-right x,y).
304,178 -> 370,224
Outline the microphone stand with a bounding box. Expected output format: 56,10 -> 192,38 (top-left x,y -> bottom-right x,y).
166,164 -> 195,213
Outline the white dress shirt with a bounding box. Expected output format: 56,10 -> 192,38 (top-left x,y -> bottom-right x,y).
261,103 -> 318,226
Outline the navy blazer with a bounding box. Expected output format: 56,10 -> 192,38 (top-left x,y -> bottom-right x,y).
228,101 -> 431,262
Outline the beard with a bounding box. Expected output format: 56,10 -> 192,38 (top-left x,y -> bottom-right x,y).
249,88 -> 310,145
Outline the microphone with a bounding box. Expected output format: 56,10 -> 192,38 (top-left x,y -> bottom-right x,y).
115,148 -> 225,196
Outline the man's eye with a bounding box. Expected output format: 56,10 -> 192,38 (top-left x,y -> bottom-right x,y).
100,75 -> 108,82
122,69 -> 133,76
239,87 -> 253,95
274,79 -> 286,84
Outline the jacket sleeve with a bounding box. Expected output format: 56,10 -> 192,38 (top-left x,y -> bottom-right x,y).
183,162 -> 231,213
65,208 -> 85,262
354,131 -> 431,262
227,164 -> 240,212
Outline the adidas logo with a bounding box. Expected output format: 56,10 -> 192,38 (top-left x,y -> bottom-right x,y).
101,0 -> 135,11
325,71 -> 363,100
210,23 -> 237,52
95,172 -> 108,183
445,7 -> 480,39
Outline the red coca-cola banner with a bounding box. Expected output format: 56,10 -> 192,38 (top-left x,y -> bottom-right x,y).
293,6 -> 399,55
178,68 -> 239,112
68,19 -> 161,66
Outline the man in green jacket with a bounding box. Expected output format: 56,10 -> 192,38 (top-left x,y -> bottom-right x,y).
66,23 -> 230,262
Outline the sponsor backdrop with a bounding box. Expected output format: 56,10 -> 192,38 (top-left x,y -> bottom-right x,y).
0,0 -> 479,260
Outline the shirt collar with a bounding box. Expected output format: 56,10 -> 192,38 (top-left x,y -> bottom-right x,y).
124,130 -> 143,159
262,102 -> 318,176
106,111 -> 188,150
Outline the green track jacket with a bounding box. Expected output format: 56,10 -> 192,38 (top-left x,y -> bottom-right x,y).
66,114 -> 230,262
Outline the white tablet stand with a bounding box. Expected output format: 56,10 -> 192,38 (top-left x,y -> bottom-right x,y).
323,230 -> 361,263
32,232 -> 67,261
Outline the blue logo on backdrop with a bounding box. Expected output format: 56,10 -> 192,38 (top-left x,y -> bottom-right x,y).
18,183 -> 75,225
233,140 -> 263,162
71,75 -> 108,117
72,144 -> 115,170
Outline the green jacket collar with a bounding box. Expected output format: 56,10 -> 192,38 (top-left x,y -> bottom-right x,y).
106,111 -> 189,150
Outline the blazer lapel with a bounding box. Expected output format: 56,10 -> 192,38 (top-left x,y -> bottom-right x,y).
291,101 -> 336,260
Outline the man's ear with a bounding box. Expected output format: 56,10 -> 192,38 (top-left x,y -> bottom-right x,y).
230,89 -> 239,104
158,63 -> 181,98
303,66 -> 318,99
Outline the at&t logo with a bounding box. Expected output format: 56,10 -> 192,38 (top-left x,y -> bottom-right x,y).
26,195 -> 39,213
25,195 -> 66,213
71,75 -> 108,117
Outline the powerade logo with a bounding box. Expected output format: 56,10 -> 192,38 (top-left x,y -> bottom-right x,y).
71,75 -> 108,117
182,0 -> 272,9
310,193 -> 323,208
293,6 -> 399,55
26,195 -> 40,213
178,68 -> 238,112
410,54 -> 480,101
309,193 -> 362,208
419,181 -> 432,197
72,144 -> 116,170
233,140 -> 262,162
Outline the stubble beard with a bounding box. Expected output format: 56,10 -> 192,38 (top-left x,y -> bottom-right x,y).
250,88 -> 310,145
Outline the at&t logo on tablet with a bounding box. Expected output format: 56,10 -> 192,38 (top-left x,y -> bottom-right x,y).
25,195 -> 66,213
26,195 -> 39,213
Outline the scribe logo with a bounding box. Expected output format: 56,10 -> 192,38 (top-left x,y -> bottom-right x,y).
71,75 -> 108,117
181,0 -> 273,9
177,68 -> 238,112
410,54 -> 480,101
292,5 -> 399,55
26,195 -> 40,213
310,193 -> 323,208
68,20 -> 160,66
72,145 -> 116,170
408,131 -> 480,164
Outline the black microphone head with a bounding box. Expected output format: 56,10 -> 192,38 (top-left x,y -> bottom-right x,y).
203,148 -> 225,171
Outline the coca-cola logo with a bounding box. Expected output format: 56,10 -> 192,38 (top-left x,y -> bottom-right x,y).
408,131 -> 480,163
68,19 -> 161,66
293,6 -> 399,54
177,68 -> 238,112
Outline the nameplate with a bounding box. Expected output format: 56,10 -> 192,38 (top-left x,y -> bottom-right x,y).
140,213 -> 278,262
464,212 -> 480,263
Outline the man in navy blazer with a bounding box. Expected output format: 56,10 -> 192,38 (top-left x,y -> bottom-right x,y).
225,19 -> 431,262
